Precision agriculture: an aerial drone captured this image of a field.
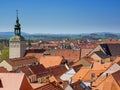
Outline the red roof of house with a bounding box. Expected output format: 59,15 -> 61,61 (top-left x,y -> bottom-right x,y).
71,80 -> 84,90
6,56 -> 39,66
34,82 -> 63,90
0,73 -> 33,90
48,65 -> 68,77
46,49 -> 81,62
18,64 -> 49,78
40,56 -> 63,68
0,67 -> 8,73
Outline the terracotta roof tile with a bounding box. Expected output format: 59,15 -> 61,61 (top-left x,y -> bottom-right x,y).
40,56 -> 63,68
45,49 -> 81,62
42,43 -> 58,47
83,70 -> 104,81
6,56 -> 39,66
0,73 -> 33,90
72,63 -> 110,82
0,67 -> 8,73
25,53 -> 43,60
81,48 -> 92,58
29,64 -> 47,74
103,39 -> 120,44
71,80 -> 83,90
29,64 -> 49,77
72,68 -> 90,82
34,82 -> 63,90
48,65 -> 68,77
17,66 -> 33,76
92,71 -> 120,90
92,63 -> 111,71
18,64 -> 49,78
49,75 -> 69,89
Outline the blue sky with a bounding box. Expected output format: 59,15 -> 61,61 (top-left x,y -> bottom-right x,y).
0,0 -> 120,34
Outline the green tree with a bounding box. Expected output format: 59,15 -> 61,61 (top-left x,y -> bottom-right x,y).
0,46 -> 9,62
0,43 -> 4,51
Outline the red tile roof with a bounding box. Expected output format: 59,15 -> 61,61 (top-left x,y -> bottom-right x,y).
34,82 -> 63,90
6,56 -> 39,66
0,67 -> 8,73
71,80 -> 83,90
25,53 -> 43,60
40,56 -> 63,68
18,64 -> 49,78
81,48 -> 92,58
29,64 -> 49,77
0,73 -> 33,90
46,49 -> 81,62
48,65 -> 68,77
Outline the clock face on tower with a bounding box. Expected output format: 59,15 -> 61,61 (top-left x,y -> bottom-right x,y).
12,42 -> 16,47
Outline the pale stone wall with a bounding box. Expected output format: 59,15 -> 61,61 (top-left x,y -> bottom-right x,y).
9,41 -> 26,58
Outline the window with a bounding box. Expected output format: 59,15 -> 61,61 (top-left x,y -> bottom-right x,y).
80,83 -> 86,89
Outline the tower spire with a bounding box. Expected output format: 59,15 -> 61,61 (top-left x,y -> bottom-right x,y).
16,10 -> 19,23
14,10 -> 21,36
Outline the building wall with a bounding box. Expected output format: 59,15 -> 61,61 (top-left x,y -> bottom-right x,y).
88,45 -> 106,56
104,58 -> 110,62
20,41 -> 26,57
38,75 -> 49,83
9,41 -> 26,58
60,68 -> 76,83
9,41 -> 21,58
29,75 -> 37,83
90,53 -> 101,61
0,60 -> 12,71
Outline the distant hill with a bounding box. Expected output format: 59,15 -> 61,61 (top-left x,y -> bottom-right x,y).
0,32 -> 29,38
0,32 -> 120,40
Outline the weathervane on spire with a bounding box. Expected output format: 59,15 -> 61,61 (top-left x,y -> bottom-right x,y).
16,10 -> 18,17
16,10 -> 19,24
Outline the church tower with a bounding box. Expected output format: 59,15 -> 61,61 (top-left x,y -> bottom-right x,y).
9,11 -> 26,58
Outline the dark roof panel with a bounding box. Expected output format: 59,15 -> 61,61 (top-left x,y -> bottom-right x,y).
112,70 -> 120,86
94,51 -> 108,59
107,44 -> 120,56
